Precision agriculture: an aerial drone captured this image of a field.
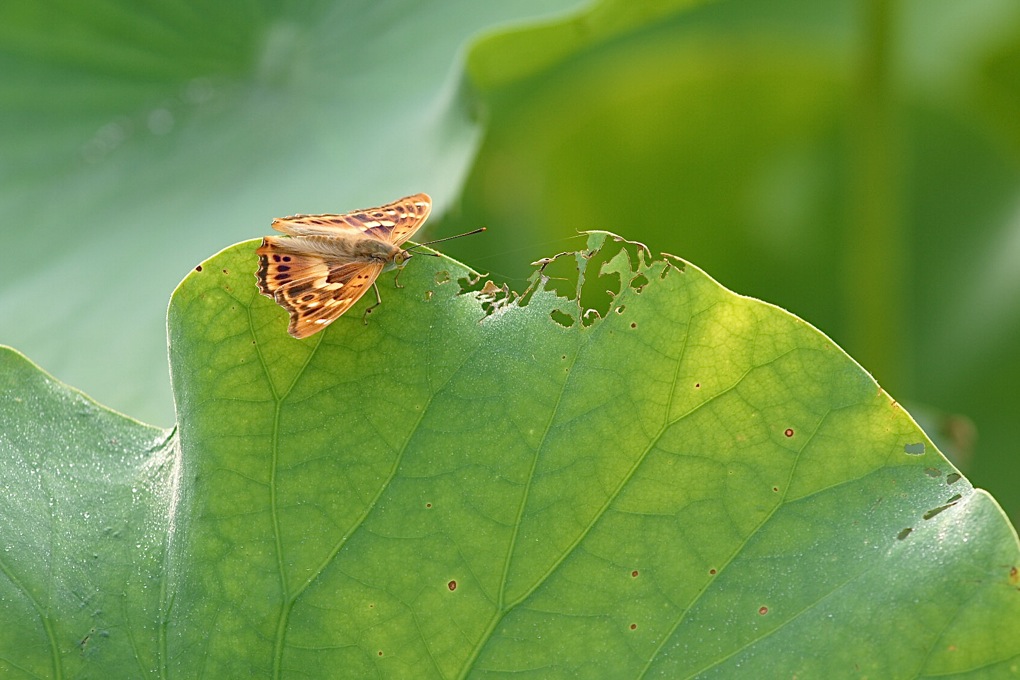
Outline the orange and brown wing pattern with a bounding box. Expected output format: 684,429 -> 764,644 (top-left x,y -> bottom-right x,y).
255,237 -> 384,338
270,193 -> 432,244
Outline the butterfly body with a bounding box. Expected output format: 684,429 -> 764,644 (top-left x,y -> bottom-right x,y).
255,193 -> 432,339
270,233 -> 409,268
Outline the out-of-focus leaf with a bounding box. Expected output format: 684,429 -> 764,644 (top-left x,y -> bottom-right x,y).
0,347 -> 174,677
0,0 -> 584,426
442,0 -> 1020,521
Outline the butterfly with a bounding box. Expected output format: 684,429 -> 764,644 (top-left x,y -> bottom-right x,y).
255,193 -> 483,338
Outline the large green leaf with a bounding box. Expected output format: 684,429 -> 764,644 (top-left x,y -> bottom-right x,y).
4,234 -> 1017,676
0,0 -> 583,427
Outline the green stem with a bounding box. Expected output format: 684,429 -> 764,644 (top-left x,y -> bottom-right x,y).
846,0 -> 908,391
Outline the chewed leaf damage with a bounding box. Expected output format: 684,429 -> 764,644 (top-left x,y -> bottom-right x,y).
459,230 -> 685,328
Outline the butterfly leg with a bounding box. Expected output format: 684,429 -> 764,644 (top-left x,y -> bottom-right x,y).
362,282 -> 384,325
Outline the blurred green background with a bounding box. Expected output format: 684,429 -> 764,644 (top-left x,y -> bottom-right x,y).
2,0 -> 1018,521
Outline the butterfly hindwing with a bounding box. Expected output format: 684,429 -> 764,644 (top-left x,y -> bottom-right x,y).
284,261 -> 384,338
255,237 -> 385,338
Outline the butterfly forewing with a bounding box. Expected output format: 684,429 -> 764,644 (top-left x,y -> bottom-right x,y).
270,193 -> 431,244
255,193 -> 433,338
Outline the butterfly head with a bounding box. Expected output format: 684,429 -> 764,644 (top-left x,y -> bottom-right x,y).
385,248 -> 412,271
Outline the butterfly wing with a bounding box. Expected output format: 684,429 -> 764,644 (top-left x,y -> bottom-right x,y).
271,193 -> 432,245
256,237 -> 384,339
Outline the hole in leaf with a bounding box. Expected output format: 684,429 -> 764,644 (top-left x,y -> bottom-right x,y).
897,527 -> 913,540
454,270 -> 486,296
550,309 -> 575,328
946,472 -> 962,485
630,273 -> 649,293
923,503 -> 955,520
904,442 -> 925,456
532,252 -> 578,300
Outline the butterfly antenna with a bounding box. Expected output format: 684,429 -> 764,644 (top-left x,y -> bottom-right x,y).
407,227 -> 487,254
